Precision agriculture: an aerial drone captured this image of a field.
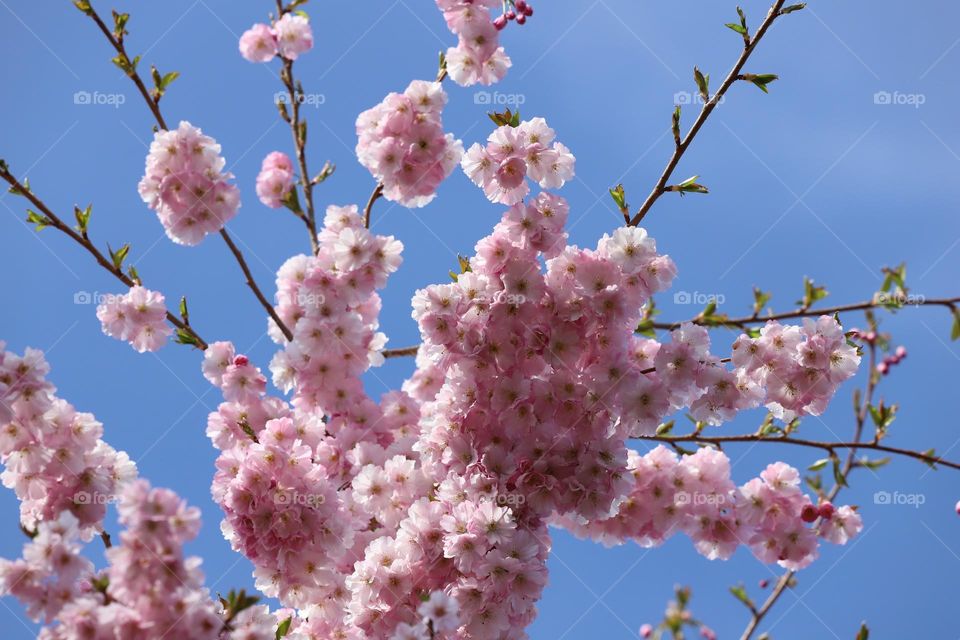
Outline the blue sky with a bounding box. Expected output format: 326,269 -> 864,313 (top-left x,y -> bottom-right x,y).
1,1 -> 959,638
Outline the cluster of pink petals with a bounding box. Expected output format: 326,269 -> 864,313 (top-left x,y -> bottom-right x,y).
138,121 -> 241,245
462,118 -> 575,204
356,81 -> 464,208
239,13 -> 314,62
256,151 -> 296,208
95,285 -> 172,352
436,0 -> 512,86
556,447 -> 862,570
0,346 -> 135,534
732,317 -> 862,422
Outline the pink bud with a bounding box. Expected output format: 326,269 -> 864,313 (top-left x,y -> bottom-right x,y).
700,626 -> 717,640
955,500 -> 960,516
234,355 -> 249,367
506,10 -> 516,20
515,0 -> 529,11
516,13 -> 527,24
877,361 -> 889,375
759,579 -> 769,589
524,3 -> 534,16
493,15 -> 508,30
640,624 -> 653,638
864,331 -> 877,343
800,504 -> 819,523
895,345 -> 907,359
818,501 -> 835,520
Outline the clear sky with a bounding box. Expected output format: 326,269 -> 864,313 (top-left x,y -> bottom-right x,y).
1,1 -> 959,638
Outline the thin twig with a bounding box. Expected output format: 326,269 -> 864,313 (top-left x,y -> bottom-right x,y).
81,3 -> 291,342
630,0 -> 787,226
0,166 -> 207,349
280,56 -> 320,254
651,296 -> 960,331
219,229 -> 293,341
382,345 -> 419,359
363,183 -> 385,229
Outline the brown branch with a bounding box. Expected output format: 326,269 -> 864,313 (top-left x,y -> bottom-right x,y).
0,166 -> 207,350
630,0 -> 788,226
382,345 -> 419,359
81,3 -> 291,343
652,296 -> 960,332
637,433 -> 960,472
363,183 -> 385,229
219,229 -> 293,341
84,4 -> 167,131
280,57 -> 320,254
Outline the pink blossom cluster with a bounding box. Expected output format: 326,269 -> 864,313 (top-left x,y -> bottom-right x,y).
138,121 -> 241,245
256,151 -> 296,209
462,118 -> 575,204
556,447 -> 862,570
356,80 -> 464,208
731,317 -> 861,422
95,285 -> 172,352
0,346 -> 135,534
436,1 -> 512,86
239,13 -> 314,63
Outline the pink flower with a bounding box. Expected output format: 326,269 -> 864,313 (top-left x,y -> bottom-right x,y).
239,23 -> 278,62
256,151 -> 295,208
96,286 -> 172,353
274,13 -> 314,60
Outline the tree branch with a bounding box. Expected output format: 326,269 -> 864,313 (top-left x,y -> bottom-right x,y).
0,165 -> 207,350
363,183 -> 385,229
630,0 -> 788,226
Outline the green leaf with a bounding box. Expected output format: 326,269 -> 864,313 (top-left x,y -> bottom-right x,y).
74,204 -> 92,234
672,104 -> 682,146
670,175 -> 709,196
798,276 -> 828,309
921,448 -> 938,470
693,66 -> 710,102
282,187 -> 303,215
752,287 -> 771,316
729,583 -> 754,609
128,265 -> 141,284
487,108 -> 521,128
780,3 -> 807,15
276,617 -> 293,639
174,328 -> 201,347
951,308 -> 960,341
179,296 -> 189,322
741,73 -> 779,93
112,11 -> 130,38
808,458 -> 829,471
311,162 -> 335,185
831,454 -> 848,488
108,243 -> 130,270
655,420 -> 675,436
26,209 -> 51,231
725,22 -> 747,35
609,184 -> 627,211
855,623 -> 869,640
73,0 -> 93,14
859,457 -> 890,470
8,177 -> 30,196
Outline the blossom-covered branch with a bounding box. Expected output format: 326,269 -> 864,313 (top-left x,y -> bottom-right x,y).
78,1 -> 293,341
0,163 -> 208,350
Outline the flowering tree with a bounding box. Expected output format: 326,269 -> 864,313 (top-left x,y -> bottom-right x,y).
1,1 -> 958,638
